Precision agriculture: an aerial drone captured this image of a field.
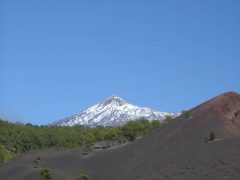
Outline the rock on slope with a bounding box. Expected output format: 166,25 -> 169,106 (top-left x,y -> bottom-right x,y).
53,95 -> 176,127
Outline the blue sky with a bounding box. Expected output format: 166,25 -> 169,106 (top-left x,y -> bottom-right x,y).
0,0 -> 240,125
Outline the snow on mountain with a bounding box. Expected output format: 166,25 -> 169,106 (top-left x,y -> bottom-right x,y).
53,96 -> 176,127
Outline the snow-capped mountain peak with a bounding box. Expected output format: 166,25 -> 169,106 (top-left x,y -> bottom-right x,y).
53,96 -> 176,127
102,95 -> 126,106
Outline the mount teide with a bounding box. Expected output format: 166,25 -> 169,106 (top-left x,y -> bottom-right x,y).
53,96 -> 176,127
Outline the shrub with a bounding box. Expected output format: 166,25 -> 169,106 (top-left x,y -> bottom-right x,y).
0,145 -> 15,163
181,110 -> 191,119
33,156 -> 42,165
75,172 -> 89,180
205,132 -> 215,143
40,168 -> 53,180
208,132 -> 215,141
83,143 -> 92,153
0,146 -> 5,162
163,116 -> 173,124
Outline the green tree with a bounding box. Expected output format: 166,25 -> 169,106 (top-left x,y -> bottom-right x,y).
121,121 -> 138,141
0,145 -> 6,162
0,145 -> 14,163
151,120 -> 161,129
94,128 -> 106,141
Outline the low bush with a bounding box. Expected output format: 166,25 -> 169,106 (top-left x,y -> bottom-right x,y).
75,172 -> 88,180
40,168 -> 52,180
208,131 -> 215,141
181,110 -> 191,119
33,156 -> 42,165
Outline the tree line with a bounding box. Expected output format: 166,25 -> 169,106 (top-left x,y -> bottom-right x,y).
0,117 -> 173,163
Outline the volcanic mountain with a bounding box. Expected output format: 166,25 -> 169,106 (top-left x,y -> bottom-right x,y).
53,95 -> 176,127
1,92 -> 240,179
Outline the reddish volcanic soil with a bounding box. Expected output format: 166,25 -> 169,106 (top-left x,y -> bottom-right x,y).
1,92 -> 240,180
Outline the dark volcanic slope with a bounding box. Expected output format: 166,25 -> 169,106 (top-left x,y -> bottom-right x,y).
1,92 -> 240,180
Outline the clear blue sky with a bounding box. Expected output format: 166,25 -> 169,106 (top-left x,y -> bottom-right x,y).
0,0 -> 240,125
